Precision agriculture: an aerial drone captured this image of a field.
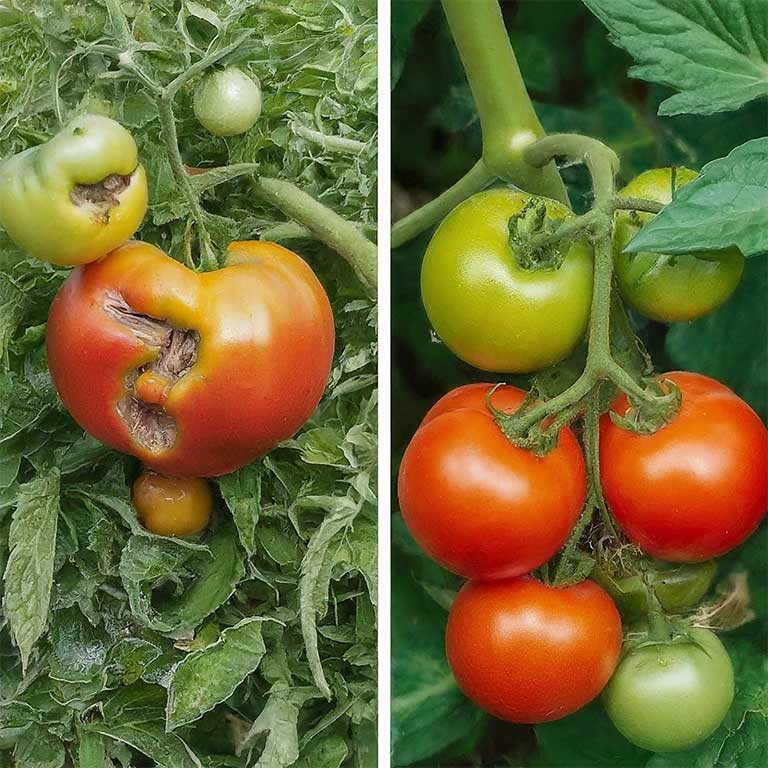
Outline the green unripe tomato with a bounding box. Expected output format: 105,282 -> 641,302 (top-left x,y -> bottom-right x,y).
614,168 -> 744,322
194,67 -> 262,137
0,114 -> 147,266
421,189 -> 593,373
603,629 -> 734,753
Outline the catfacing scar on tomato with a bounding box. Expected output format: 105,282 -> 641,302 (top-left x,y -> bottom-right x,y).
46,240 -> 335,477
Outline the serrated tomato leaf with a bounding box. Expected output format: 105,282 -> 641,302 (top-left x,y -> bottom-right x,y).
625,138 -> 768,258
166,617 -> 267,730
3,468 -> 60,672
583,0 -> 768,116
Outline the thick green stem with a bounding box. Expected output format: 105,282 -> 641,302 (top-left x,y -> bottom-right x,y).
441,0 -> 567,204
523,133 -> 618,206
292,124 -> 367,155
391,160 -> 492,248
584,236 -> 615,369
262,221 -> 377,243
188,164 -> 377,292
252,178 -> 377,294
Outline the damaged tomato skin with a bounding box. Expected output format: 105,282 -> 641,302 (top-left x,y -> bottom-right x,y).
600,371 -> 768,562
0,114 -> 148,266
398,384 -> 587,579
46,240 -> 335,477
446,577 -> 622,723
133,471 -> 212,537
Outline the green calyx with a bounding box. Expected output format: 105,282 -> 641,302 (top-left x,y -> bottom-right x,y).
507,198 -> 571,270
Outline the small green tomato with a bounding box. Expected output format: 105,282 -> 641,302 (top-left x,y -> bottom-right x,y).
194,67 -> 262,137
614,168 -> 744,322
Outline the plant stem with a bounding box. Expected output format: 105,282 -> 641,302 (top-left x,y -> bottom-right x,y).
188,164 -> 378,292
391,160 -> 492,248
103,0 -> 162,95
499,134 -> 677,443
164,31 -> 254,97
553,498 -> 594,585
252,178 -> 377,294
156,97 -> 218,270
261,221 -> 377,243
441,0 -> 567,204
582,392 -> 618,539
614,197 -> 664,214
292,124 -> 368,155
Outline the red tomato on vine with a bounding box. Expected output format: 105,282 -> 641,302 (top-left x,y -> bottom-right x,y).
398,383 -> 586,580
446,577 -> 622,723
600,371 -> 768,562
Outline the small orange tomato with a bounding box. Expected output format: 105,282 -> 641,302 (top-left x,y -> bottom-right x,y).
132,471 -> 212,537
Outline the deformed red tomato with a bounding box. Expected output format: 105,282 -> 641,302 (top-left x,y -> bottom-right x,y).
600,371 -> 768,561
446,577 -> 622,723
46,240 -> 335,477
398,383 -> 586,580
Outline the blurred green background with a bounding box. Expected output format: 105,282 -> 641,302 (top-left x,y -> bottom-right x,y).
390,1 -> 768,766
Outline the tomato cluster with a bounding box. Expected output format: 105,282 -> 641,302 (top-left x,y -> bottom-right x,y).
402,178 -> 767,748
399,383 -> 622,723
0,116 -> 335,539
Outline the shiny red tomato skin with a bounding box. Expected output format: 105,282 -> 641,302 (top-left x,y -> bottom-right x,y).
446,577 -> 622,723
600,371 -> 768,562
46,240 -> 335,477
398,384 -> 586,579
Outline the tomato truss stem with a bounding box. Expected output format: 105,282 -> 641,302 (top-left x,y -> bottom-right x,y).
498,135 -> 680,446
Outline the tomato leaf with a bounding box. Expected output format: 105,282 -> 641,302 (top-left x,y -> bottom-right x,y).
12,725 -> 66,768
624,138 -> 768,258
84,685 -> 201,768
166,617 -> 267,730
3,468 -> 60,672
583,0 -> 768,116
299,495 -> 362,700
390,550 -> 486,766
238,686 -> 302,768
217,466 -> 262,555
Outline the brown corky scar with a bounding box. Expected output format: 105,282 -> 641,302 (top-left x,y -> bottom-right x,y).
104,293 -> 199,452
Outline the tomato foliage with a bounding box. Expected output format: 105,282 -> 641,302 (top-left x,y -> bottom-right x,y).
0,2 -> 377,766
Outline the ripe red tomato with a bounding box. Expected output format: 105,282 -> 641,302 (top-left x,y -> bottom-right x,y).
398,384 -> 586,579
600,371 -> 768,561
46,240 -> 335,477
446,577 -> 622,723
